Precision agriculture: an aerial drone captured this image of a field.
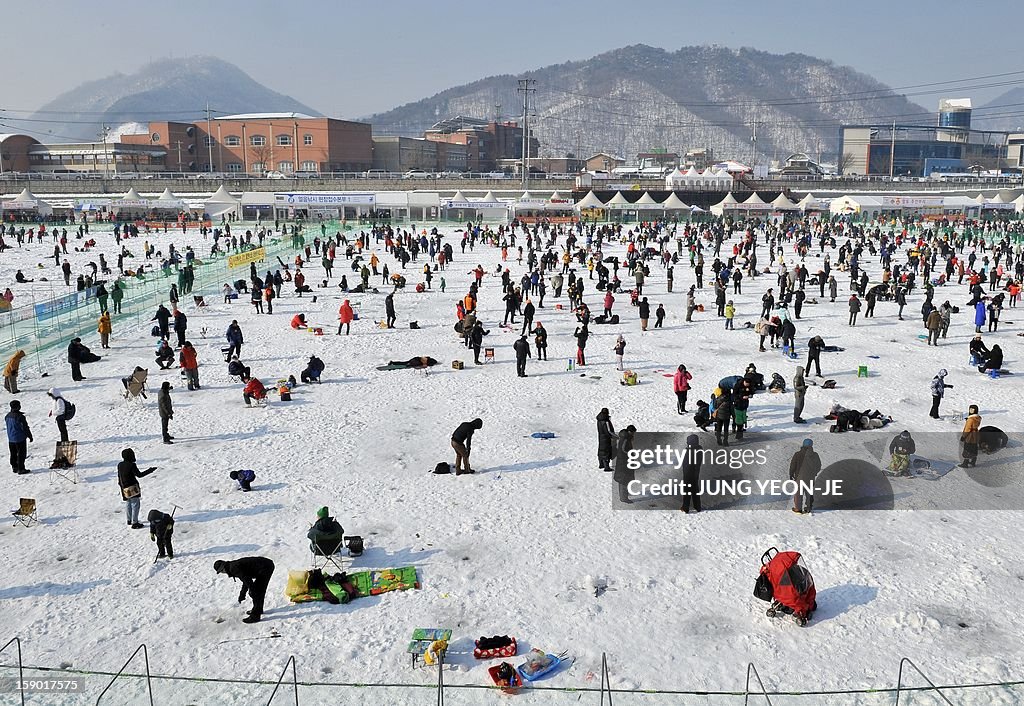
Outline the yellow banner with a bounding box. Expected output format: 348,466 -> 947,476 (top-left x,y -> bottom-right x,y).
228,247 -> 267,269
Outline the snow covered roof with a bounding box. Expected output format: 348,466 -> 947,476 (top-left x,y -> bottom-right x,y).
216,112 -> 316,120
576,191 -> 605,208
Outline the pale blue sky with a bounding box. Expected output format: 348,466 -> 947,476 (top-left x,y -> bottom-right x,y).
5,0 -> 1024,119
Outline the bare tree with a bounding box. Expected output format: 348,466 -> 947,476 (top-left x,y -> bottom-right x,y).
838,152 -> 857,174
250,145 -> 271,172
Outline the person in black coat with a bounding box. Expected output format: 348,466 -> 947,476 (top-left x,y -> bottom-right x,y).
613,425 -> 637,503
385,293 -> 397,328
301,355 -> 325,383
158,381 -> 174,444
532,323 -> 548,360
148,509 -> 174,559
214,557 -> 276,623
451,418 -> 482,475
228,357 -> 251,381
521,298 -> 535,336
680,434 -> 703,513
805,335 -> 825,377
173,310 -> 188,347
574,325 -> 589,366
638,297 -> 651,330
513,335 -> 531,377
152,304 -> 172,340
117,448 -> 156,528
596,407 -> 615,472
470,321 -> 486,365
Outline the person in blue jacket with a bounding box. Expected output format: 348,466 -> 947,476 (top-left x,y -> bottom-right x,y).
226,320 -> 244,359
5,400 -> 33,474
974,300 -> 987,333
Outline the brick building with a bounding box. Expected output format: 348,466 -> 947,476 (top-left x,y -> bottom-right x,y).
122,113 -> 372,173
424,117 -> 538,172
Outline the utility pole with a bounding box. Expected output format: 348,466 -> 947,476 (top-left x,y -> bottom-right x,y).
517,78 -> 536,190
889,119 -> 897,179
293,122 -> 299,172
749,120 -> 757,169
99,124 -> 112,178
206,102 -> 214,172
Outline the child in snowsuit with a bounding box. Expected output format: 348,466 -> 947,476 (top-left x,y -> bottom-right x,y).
230,469 -> 256,491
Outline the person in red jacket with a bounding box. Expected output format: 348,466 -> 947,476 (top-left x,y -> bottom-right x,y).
243,378 -> 266,406
337,300 -> 354,335
179,341 -> 200,391
673,364 -> 693,414
290,313 -> 307,330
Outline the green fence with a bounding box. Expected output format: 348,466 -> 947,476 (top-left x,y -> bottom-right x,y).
0,235 -> 302,373
1,645 -> 1023,706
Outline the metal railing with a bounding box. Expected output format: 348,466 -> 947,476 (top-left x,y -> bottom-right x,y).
0,638 -> 24,706
895,657 -> 955,706
265,655 -> 298,706
95,643 -> 153,706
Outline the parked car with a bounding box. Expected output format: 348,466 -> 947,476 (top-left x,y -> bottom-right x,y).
402,170 -> 432,179
264,171 -> 288,180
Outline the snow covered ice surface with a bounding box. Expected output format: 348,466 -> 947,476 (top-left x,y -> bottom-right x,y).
0,220 -> 1022,705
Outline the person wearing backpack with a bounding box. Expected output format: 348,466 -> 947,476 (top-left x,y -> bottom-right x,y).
47,388 -> 74,443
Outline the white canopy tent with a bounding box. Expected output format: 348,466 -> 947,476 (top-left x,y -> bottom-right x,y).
576,191 -> 605,209
204,185 -> 242,218
1,187 -> 52,215
770,193 -> 798,210
662,193 -> 689,211
151,187 -> 187,211
605,191 -> 630,207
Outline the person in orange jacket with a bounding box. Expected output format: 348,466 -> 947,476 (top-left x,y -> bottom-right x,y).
243,377 -> 266,406
960,405 -> 982,468
97,311 -> 112,349
178,341 -> 200,391
291,313 -> 307,330
337,300 -> 354,335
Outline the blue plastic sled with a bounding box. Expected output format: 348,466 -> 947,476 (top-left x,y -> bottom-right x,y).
530,432 -> 556,439
517,654 -> 562,682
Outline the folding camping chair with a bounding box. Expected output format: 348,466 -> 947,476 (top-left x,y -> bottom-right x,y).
50,441 -> 79,484
12,498 -> 37,527
310,532 -> 347,574
122,367 -> 149,401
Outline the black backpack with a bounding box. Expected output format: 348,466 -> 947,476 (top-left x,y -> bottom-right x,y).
432,462 -> 451,475
63,401 -> 77,421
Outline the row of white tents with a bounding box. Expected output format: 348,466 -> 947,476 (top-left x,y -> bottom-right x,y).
5,185 -> 1024,219
0,186 -> 240,217
664,166 -> 736,190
